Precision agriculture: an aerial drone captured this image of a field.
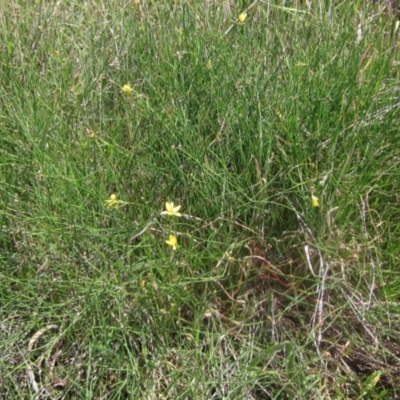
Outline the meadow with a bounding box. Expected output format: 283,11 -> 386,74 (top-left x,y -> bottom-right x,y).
1,0 -> 400,398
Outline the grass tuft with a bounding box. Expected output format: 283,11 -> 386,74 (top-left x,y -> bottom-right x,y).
1,1 -> 400,398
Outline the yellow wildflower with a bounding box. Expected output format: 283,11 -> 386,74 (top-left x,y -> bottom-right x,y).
166,234 -> 178,250
105,193 -> 122,208
139,280 -> 146,288
161,201 -> 182,217
311,195 -> 319,207
121,84 -> 133,94
238,12 -> 247,23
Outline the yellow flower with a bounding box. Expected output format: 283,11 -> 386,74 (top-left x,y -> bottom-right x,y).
311,195 -> 319,207
121,84 -> 133,94
161,201 -> 182,217
139,280 -> 146,288
166,234 -> 178,250
238,12 -> 247,23
105,193 -> 122,208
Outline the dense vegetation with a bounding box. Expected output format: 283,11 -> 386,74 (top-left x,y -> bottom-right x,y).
1,1 -> 400,398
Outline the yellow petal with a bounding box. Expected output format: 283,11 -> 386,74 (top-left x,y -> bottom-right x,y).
166,235 -> 178,250
161,201 -> 182,216
122,84 -> 133,94
311,195 -> 319,207
238,12 -> 247,23
105,193 -> 117,207
105,193 -> 124,208
172,204 -> 181,213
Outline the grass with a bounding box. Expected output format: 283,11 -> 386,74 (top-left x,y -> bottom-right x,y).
1,0 -> 400,398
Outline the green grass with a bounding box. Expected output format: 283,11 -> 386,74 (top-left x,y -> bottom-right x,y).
1,0 -> 400,398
